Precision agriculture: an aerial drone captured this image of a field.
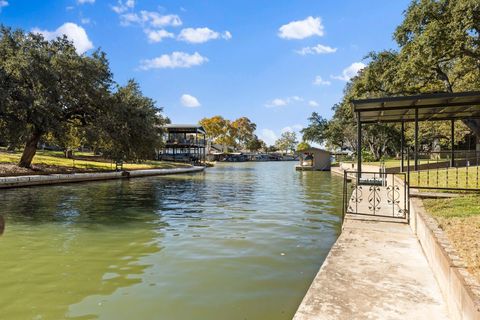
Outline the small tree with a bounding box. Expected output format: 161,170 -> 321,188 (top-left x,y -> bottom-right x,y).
245,135 -> 264,152
297,141 -> 311,152
275,131 -> 298,155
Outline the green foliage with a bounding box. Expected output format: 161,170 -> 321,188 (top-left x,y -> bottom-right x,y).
245,135 -> 265,152
302,0 -> 480,161
91,80 -> 165,161
200,116 -> 260,150
231,117 -> 257,149
0,25 -> 165,166
296,141 -> 311,151
301,112 -> 328,145
275,131 -> 298,154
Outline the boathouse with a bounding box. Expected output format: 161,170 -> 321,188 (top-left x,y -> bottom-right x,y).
296,147 -> 331,171
159,124 -> 206,165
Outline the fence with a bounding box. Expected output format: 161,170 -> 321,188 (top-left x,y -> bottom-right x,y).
343,171 -> 409,222
405,150 -> 480,191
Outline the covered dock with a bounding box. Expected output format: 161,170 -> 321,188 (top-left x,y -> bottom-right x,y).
352,91 -> 480,191
295,147 -> 331,171
159,124 -> 207,165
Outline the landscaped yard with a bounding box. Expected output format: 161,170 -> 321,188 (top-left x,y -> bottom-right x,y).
0,149 -> 190,176
423,195 -> 480,281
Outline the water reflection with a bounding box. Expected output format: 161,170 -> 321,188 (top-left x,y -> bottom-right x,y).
0,215 -> 4,235
0,162 -> 344,320
0,181 -> 165,319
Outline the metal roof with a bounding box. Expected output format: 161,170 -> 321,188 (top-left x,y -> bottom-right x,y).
351,91 -> 480,123
296,147 -> 330,154
163,124 -> 206,134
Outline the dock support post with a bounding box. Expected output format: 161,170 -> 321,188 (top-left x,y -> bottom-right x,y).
357,115 -> 362,183
414,108 -> 419,171
451,119 -> 455,167
401,121 -> 405,172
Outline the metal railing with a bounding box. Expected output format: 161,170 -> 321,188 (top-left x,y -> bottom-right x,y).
342,171 -> 409,222
165,138 -> 206,146
405,150 -> 480,191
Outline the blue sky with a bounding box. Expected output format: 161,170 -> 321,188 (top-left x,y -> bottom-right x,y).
0,0 -> 411,145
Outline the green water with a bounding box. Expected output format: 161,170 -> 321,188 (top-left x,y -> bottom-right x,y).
0,162 -> 343,320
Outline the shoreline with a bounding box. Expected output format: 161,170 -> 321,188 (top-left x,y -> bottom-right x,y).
0,166 -> 205,189
294,166 -> 480,319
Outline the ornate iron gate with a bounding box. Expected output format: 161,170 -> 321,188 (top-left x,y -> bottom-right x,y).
342,171 -> 409,221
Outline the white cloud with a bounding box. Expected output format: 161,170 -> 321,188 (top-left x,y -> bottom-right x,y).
291,96 -> 303,102
308,100 -> 319,107
112,0 -> 135,14
140,11 -> 182,27
332,62 -> 366,81
265,96 -> 303,108
177,27 -> 232,44
278,16 -> 324,40
119,13 -> 141,25
32,22 -> 94,54
80,18 -> 91,25
145,29 -> 174,43
223,31 -> 232,40
313,76 -> 331,86
139,51 -> 208,70
281,124 -> 303,134
119,10 -> 182,32
0,0 -> 8,10
260,129 -> 278,146
112,3 -> 183,44
267,98 -> 287,107
78,0 -> 94,4
178,27 -> 218,43
296,44 -> 337,55
180,94 -> 201,108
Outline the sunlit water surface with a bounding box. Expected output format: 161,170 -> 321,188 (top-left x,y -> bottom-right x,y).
0,162 -> 343,320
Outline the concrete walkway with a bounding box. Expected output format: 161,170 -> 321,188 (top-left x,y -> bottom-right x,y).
294,215 -> 450,320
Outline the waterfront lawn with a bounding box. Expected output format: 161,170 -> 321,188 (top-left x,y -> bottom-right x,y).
409,166 -> 480,190
423,195 -> 480,281
0,149 -> 190,176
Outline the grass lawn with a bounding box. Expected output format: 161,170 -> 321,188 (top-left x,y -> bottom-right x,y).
0,149 -> 190,176
409,166 -> 480,190
423,196 -> 480,281
343,159 -> 480,190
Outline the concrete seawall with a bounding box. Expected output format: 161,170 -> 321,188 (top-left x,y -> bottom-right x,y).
0,166 -> 205,189
293,215 -> 450,320
294,166 -> 480,319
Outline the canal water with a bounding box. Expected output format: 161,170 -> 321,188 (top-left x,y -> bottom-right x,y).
0,162 -> 343,320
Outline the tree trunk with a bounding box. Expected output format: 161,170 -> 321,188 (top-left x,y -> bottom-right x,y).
463,119 -> 480,138
18,131 -> 42,168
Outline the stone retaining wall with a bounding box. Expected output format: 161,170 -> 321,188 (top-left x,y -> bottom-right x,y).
0,166 -> 205,189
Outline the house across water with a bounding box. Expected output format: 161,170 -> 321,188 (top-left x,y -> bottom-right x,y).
159,124 -> 206,165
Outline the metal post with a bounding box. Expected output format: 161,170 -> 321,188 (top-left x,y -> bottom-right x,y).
357,115 -> 362,183
401,121 -> 405,172
451,119 -> 455,167
414,108 -> 419,171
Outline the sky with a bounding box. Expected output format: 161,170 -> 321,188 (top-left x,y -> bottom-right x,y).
0,0 -> 411,145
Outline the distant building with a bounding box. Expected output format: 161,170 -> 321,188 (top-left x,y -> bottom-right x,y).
295,147 -> 331,171
159,124 -> 206,165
